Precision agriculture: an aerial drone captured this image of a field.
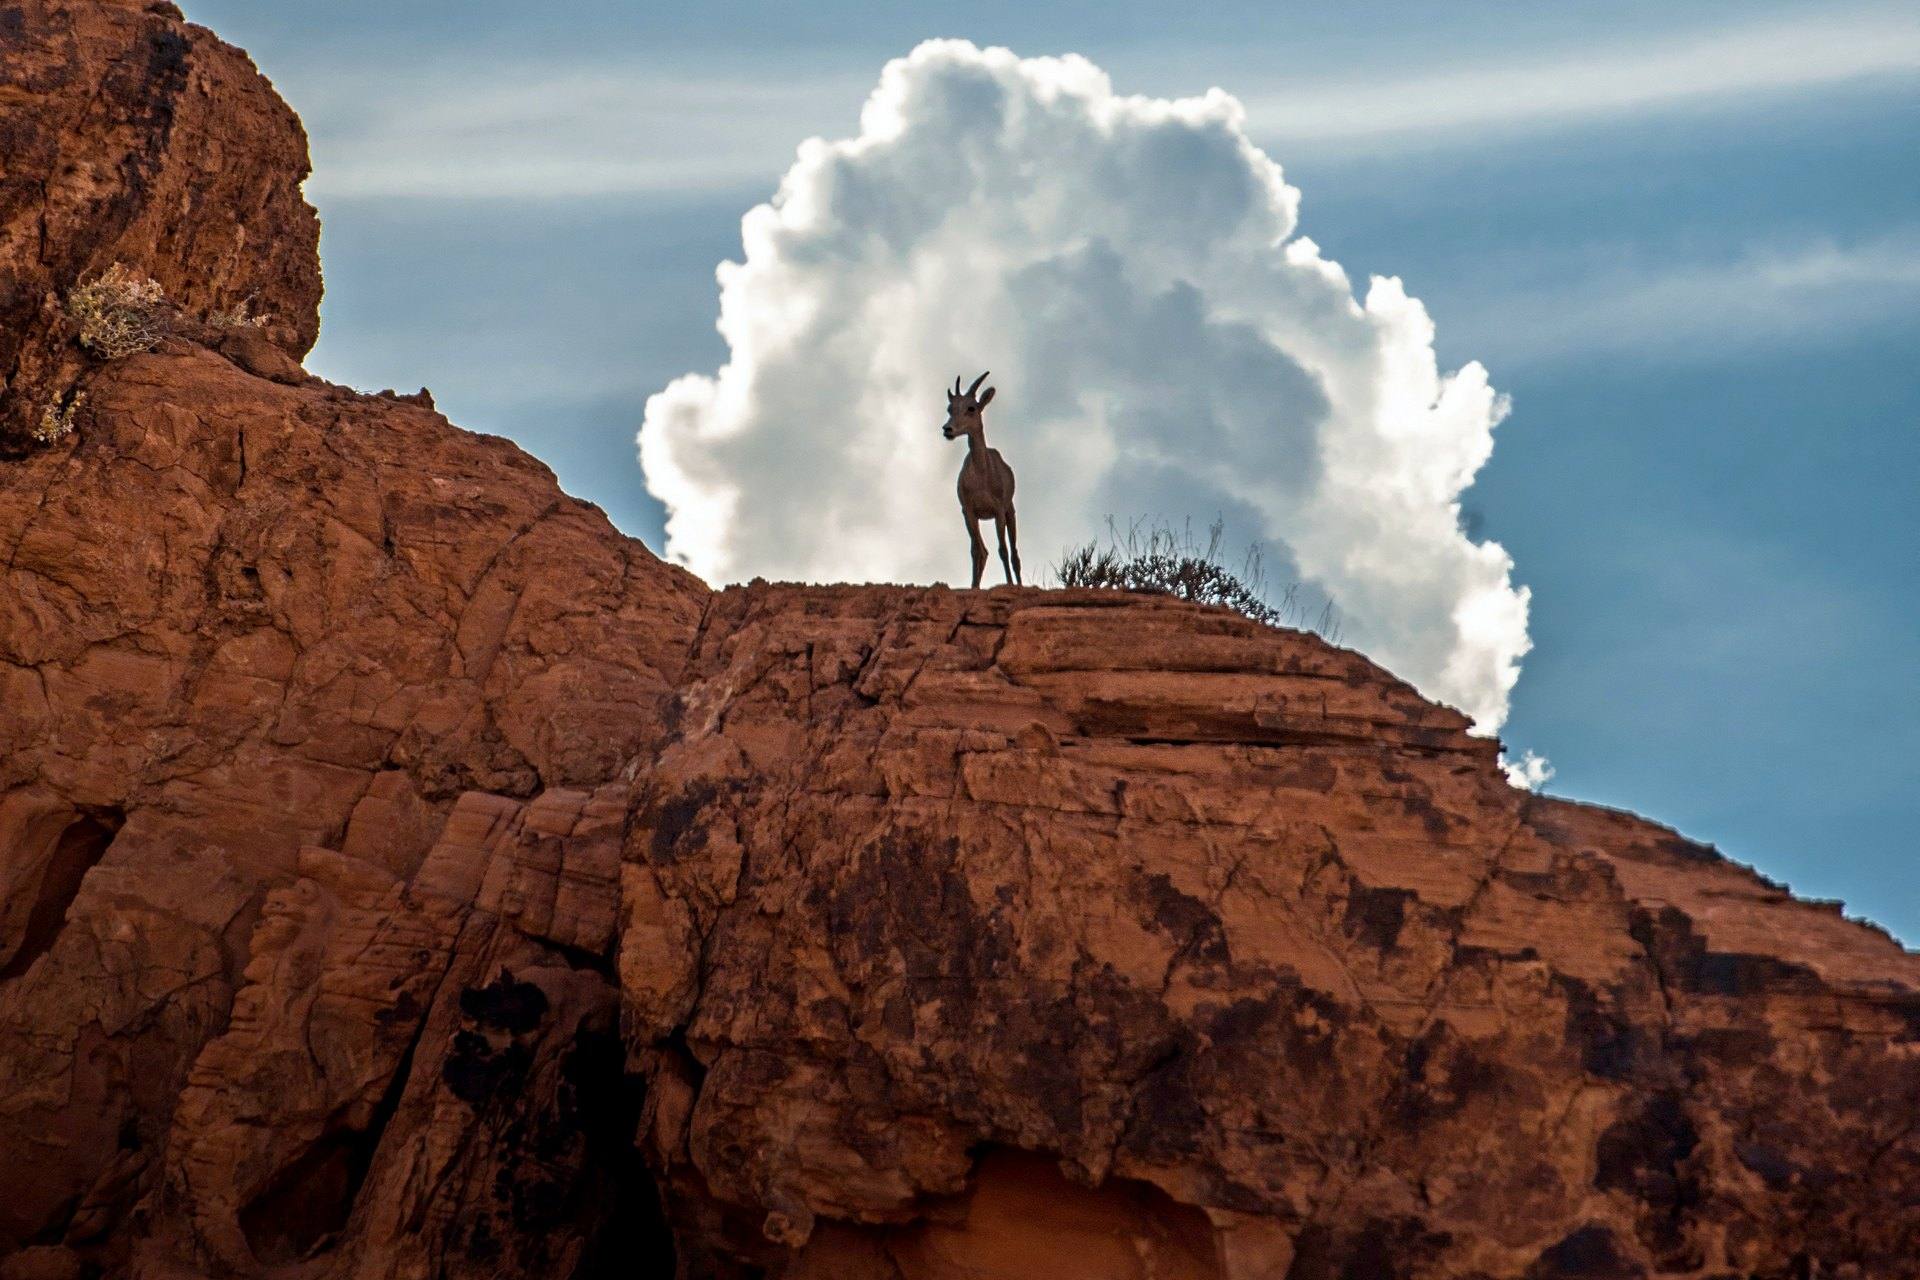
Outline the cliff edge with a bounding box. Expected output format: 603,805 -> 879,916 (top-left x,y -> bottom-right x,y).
2,5 -> 1917,1278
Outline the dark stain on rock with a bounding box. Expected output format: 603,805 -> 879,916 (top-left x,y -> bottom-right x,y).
1006,968 -> 1104,1135
1393,1022 -> 1510,1127
1343,883 -> 1414,950
1498,867 -> 1562,896
1629,906 -> 1821,998
827,830 -> 1077,1120
831,833 -> 1017,984
442,1030 -> 533,1108
1889,992 -> 1920,1043
1682,1025 -> 1775,1063
1689,950 -> 1818,998
1556,977 -> 1651,1081
1596,1095 -> 1696,1191
460,971 -> 550,1034
1287,1215 -> 1451,1280
463,1214 -> 502,1265
1654,834 -> 1722,865
438,1011 -> 677,1275
1401,791 -> 1454,841
374,988 -> 424,1029
1525,1224 -> 1642,1278
1123,1034 -> 1208,1160
1595,1093 -> 1699,1258
1139,871 -> 1230,964
1733,1140 -> 1806,1192
1208,981 -> 1352,1076
649,779 -> 722,864
144,26 -> 189,80
1273,755 -> 1338,793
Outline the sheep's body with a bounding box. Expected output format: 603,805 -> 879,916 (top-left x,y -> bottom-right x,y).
942,373 -> 1021,588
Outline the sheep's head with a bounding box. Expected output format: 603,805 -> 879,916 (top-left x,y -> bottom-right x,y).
942,371 -> 995,441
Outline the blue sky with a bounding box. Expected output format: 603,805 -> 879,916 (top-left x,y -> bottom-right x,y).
179,3 -> 1919,940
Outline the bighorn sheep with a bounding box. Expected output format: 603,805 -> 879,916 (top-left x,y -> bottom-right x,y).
942,371 -> 1021,589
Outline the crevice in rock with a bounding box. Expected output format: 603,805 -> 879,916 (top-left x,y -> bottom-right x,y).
237,1123 -> 377,1264
564,1025 -> 677,1278
239,999 -> 428,1264
27,1195 -> 79,1248
546,933 -> 618,977
0,806 -> 123,983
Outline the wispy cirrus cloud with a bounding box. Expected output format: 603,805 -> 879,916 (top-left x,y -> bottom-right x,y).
1451,231 -> 1920,366
283,8 -> 1920,200
296,67 -> 872,199
1240,10 -> 1920,145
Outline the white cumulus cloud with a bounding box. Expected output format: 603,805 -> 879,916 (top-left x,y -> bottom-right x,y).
639,39 -> 1533,736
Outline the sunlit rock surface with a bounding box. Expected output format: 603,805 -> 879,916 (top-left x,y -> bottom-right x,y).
3,4 -> 1918,1277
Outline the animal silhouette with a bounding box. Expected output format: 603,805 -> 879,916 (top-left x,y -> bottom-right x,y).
942,372 -> 1021,588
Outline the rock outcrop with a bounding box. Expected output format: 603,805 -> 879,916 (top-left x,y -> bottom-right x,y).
2,4 -> 1917,1278
0,0 -> 322,445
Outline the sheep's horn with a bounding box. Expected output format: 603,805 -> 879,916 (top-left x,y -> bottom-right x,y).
966,371 -> 990,398
953,375 -> 964,396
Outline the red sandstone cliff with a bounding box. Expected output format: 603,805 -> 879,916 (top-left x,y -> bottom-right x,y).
2,5 -> 1918,1278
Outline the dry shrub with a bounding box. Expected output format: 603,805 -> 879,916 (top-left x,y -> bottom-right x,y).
206,294 -> 272,330
65,263 -> 169,358
33,392 -> 84,443
1055,516 -> 1342,640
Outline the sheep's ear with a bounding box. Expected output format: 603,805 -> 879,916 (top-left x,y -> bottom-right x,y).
978,386 -> 996,408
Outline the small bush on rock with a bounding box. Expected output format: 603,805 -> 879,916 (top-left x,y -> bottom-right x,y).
1055,516 -> 1343,641
33,392 -> 84,443
65,264 -> 169,358
206,295 -> 271,330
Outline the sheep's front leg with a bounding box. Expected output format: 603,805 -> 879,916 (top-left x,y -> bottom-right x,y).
967,514 -> 989,589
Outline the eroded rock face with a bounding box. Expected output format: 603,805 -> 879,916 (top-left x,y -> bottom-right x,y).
3,4 -> 1919,1279
0,327 -> 704,1274
0,0 -> 323,443
618,586 -> 1920,1278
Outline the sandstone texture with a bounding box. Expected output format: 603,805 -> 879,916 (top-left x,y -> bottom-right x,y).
3,5 -> 1919,1278
0,0 -> 321,444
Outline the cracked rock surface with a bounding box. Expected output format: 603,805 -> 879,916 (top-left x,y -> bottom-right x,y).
4,3 -> 1920,1278
0,0 -> 322,444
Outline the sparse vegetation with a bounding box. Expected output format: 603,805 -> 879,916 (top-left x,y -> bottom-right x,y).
206,294 -> 271,331
65,263 -> 169,358
33,392 -> 85,443
1055,516 -> 1342,641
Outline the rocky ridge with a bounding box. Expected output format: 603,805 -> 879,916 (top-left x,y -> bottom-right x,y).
2,4 -> 1918,1278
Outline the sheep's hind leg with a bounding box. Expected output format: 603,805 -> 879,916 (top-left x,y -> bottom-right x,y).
1005,507 -> 1022,585
994,516 -> 1014,585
